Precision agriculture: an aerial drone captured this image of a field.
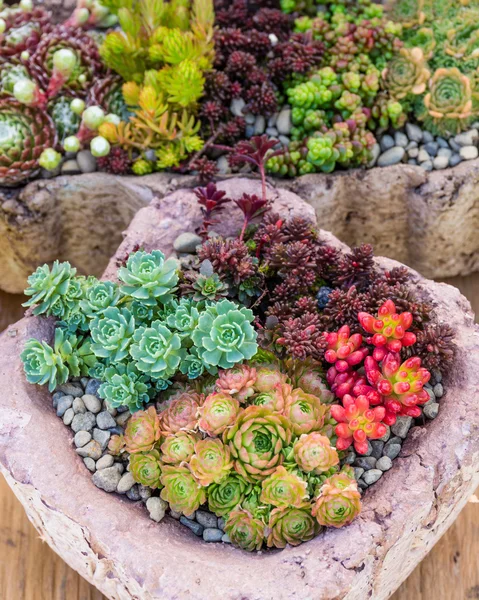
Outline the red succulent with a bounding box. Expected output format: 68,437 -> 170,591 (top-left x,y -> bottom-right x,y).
323,325 -> 369,372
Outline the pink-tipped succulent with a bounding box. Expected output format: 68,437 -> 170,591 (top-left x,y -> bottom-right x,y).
330,394 -> 387,455
358,300 -> 417,361
160,431 -> 198,464
293,432 -> 339,474
283,388 -> 327,435
188,438 -> 234,486
253,365 -> 287,393
365,352 -> 431,422
197,392 -> 240,436
251,382 -> 292,413
216,364 -> 257,402
287,358 -> 335,404
160,392 -> 202,434
326,367 -> 362,400
124,406 -> 161,454
312,467 -> 361,528
323,325 -> 369,372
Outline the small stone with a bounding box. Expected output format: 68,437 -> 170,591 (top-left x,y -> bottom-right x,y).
422,131 -> 434,143
449,153 -> 463,168
180,516 -> 204,536
76,441 -> 102,461
71,411 -> 96,433
244,112 -> 255,124
376,456 -> 393,471
362,441 -> 373,457
245,124 -> 254,138
196,510 -> 217,529
52,391 -> 65,408
266,126 -> 278,137
418,149 -> 430,163
146,497 -> 168,523
80,377 -> 89,389
391,415 -> 413,438
113,462 -> 125,474
203,528 -> 224,543
370,440 -> 384,460
104,402 -> 117,417
358,480 -> 369,490
216,155 -> 230,175
108,425 -> 124,436
460,145 -> 478,160
222,533 -> 232,543
407,148 -> 419,158
230,98 -> 245,117
353,467 -> 365,480
170,510 -> 182,520
377,147 -> 405,167
383,443 -> 401,460
436,137 -> 449,149
408,159 -> 417,166
420,160 -> 433,172
56,395 -> 73,417
354,456 -> 377,470
173,232 -> 203,254
380,134 -> 395,151
278,135 -> 290,147
449,139 -> 461,152
425,387 -> 436,403
379,425 -> 391,443
218,517 -> 226,531
92,466 -> 122,492
394,131 -> 408,148
424,141 -> 438,157
433,382 -> 444,398
82,394 -> 102,413
96,411 -> 117,430
386,436 -> 402,446
362,469 -> 383,485
116,411 -> 131,428
77,150 -> 97,173
253,115 -> 266,135
61,159 -> 81,175
437,147 -> 452,159
58,383 -> 83,397
96,454 -> 114,470
367,143 -> 380,167
93,428 -> 111,451
63,408 -> 74,426
85,379 -> 101,397
139,485 -> 152,502
406,141 -> 418,151
454,128 -> 478,147
406,123 -> 423,143
83,457 -> 96,473
276,108 -> 292,135
423,402 -> 440,419
74,431 -> 92,448
433,155 -> 449,170
117,472 -> 136,494
268,113 -> 278,128
126,485 -> 141,501
343,451 -> 356,465
432,369 -> 442,383
72,397 -> 86,414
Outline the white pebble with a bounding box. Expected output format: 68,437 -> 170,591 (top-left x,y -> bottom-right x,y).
82,394 -> 102,414
146,497 -> 168,523
117,471 -> 136,493
96,454 -> 114,470
460,145 -> 478,160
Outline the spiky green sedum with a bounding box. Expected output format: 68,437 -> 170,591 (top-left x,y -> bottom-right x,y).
23,261 -> 77,317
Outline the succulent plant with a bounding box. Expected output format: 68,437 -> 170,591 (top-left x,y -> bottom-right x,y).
98,362 -> 152,412
118,250 -> 179,306
266,504 -> 319,549
160,464 -> 207,516
48,95 -> 82,142
130,320 -> 185,380
251,384 -> 291,414
323,325 -> 368,371
0,97 -> 57,186
160,431 -> 198,464
224,406 -> 291,482
224,508 -> 265,551
382,47 -> 430,100
160,391 -> 202,434
89,75 -> 131,121
207,473 -> 253,518
90,306 -> 136,362
311,468 -> 361,528
21,331 -> 69,392
186,273 -> 229,303
444,11 -> 479,62
0,5 -> 51,61
179,348 -> 213,380
129,449 -> 163,488
283,389 -> 327,436
192,299 -> 258,370
197,392 -> 240,437
23,260 -> 76,316
216,364 -> 257,402
188,438 -> 233,486
390,0 -> 426,29
260,466 -> 308,509
80,280 -> 120,319
108,433 -> 126,456
166,298 -> 200,339
286,358 -> 334,404
124,406 -> 161,454
253,365 -> 287,394
293,432 -> 339,475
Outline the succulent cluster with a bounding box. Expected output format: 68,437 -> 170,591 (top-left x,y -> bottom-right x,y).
114,359 -> 362,551
387,0 -> 479,136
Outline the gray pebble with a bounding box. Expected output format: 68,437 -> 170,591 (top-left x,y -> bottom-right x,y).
379,425 -> 391,443
77,150 -> 97,173
394,131 -> 408,148
433,155 -> 449,170
370,440 -> 384,460
56,395 -> 73,417
218,517 -> 226,531
222,533 -> 231,543
362,441 -> 373,457
368,142 -> 380,167
96,411 -> 117,430
436,137 -> 449,149
425,387 -> 436,403
420,160 -> 433,172
63,407 -> 74,426
276,108 -> 292,135
405,141 -> 418,151
378,147 -> 405,167
406,123 -> 423,143
421,130 -> 434,143
362,469 -> 383,485
449,139 -> 461,152
85,379 -> 101,397
278,135 -> 290,147
454,128 -> 478,147
437,147 -> 452,159
407,148 -> 419,158
108,426 -> 124,436
72,397 -> 86,414
460,145 -> 478,160
245,124 -> 254,138
93,428 -> 111,451
354,456 -> 377,470
449,153 -> 463,167
82,394 -> 102,414
424,402 -> 440,419
146,497 -> 168,523
139,485 -> 152,502
96,454 -> 114,470
432,369 -> 442,383
57,383 -> 83,398
216,155 -> 230,175
408,159 -> 417,166
244,112 -> 255,124
170,509 -> 182,520
203,528 -> 224,543
74,431 -> 92,448
144,149 -> 156,162
268,113 -> 278,128
104,402 -> 117,417
80,377 -> 89,389
196,510 -> 218,529
424,141 -> 438,156
353,467 -> 364,480
92,466 -> 122,492
117,472 -> 136,494
358,480 -> 369,490
266,126 -> 278,137
391,416 -> 413,439
253,115 -> 266,135
52,391 -> 65,409
173,232 -> 203,254
61,159 -> 81,175
230,98 -> 245,117
380,134 -> 395,151
383,443 -> 401,460
376,456 -> 393,471
180,516 -> 204,536
71,411 -> 96,433
83,457 -> 96,473
343,451 -> 356,465
115,411 -> 131,428
127,485 -> 141,501
76,440 -> 102,460
113,462 -> 125,474
418,149 -> 430,163
386,436 -> 402,446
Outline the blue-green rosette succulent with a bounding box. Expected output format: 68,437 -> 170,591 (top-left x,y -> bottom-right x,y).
166,298 -> 201,342
98,363 -> 153,412
23,261 -> 77,316
130,320 -> 186,379
80,280 -> 120,319
179,347 -> 217,380
192,299 -> 258,369
118,250 -> 179,306
90,307 -> 136,362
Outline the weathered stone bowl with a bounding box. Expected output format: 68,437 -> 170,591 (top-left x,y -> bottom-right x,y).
2,157 -> 479,292
1,180 -> 479,600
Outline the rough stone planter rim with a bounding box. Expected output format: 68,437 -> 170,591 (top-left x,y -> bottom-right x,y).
1,182 -> 478,600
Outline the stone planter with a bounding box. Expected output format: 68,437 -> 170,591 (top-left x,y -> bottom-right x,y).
2,158 -> 479,293
1,180 -> 478,600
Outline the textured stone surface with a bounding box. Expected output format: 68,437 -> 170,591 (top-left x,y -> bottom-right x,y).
0,182 -> 479,600
3,159 -> 479,292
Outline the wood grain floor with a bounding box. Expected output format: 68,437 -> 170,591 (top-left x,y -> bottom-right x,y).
1,278 -> 478,600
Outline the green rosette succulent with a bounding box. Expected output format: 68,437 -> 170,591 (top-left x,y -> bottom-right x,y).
160,431 -> 198,464
130,449 -> 163,489
253,365 -> 287,393
166,298 -> 200,340
252,383 -> 292,413
260,466 -> 308,508
80,280 -> 120,319
130,320 -> 185,380
224,406 -> 291,483
266,504 -> 319,549
190,273 -> 229,302
108,433 -> 126,456
129,300 -> 161,324
293,432 -> 339,474
179,348 -> 214,380
188,438 -> 234,487
207,474 -> 253,517
311,468 -> 362,528
118,250 -> 179,306
224,508 -> 265,552
23,261 -> 76,316
90,306 -> 135,362
192,299 -> 258,369
48,95 -> 81,142
382,47 -> 430,100
160,464 -> 207,516
197,392 -> 240,437
283,389 -> 327,436
124,406 -> 162,454
98,363 -> 152,412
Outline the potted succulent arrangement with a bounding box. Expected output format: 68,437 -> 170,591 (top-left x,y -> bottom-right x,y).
1,0 -> 479,294
1,171 -> 478,599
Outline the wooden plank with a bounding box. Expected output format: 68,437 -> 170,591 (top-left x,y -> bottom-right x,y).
0,276 -> 478,600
